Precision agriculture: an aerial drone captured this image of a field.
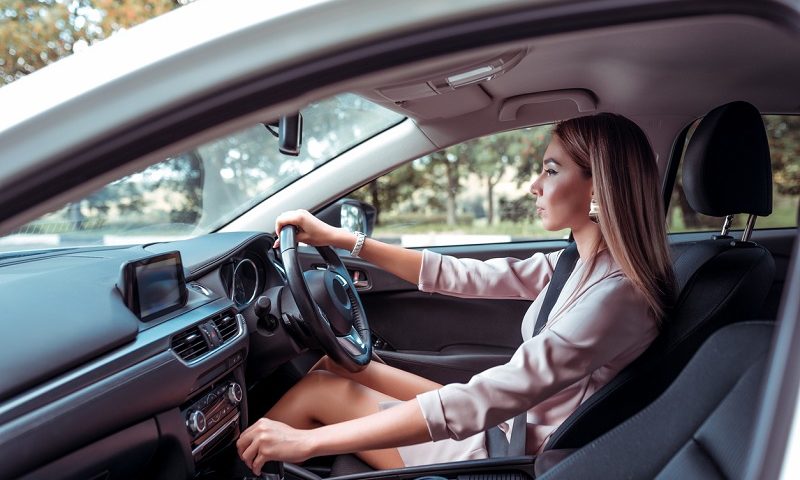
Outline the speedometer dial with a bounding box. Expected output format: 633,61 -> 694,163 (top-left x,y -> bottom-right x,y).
231,258 -> 259,306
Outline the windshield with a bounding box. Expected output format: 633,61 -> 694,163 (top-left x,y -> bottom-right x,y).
0,94 -> 404,254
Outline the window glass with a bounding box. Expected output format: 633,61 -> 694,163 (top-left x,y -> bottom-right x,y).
348,124 -> 567,247
0,93 -> 404,253
668,115 -> 800,233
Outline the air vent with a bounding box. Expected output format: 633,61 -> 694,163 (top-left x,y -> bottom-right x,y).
172,310 -> 241,363
213,313 -> 239,342
171,326 -> 209,361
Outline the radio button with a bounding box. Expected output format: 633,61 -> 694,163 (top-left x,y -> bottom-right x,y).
227,383 -> 243,404
187,410 -> 207,435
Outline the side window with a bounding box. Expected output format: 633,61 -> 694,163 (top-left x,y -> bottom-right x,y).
348,125 -> 567,247
668,115 -> 800,233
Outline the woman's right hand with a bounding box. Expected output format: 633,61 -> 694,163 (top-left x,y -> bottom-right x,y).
237,417 -> 315,474
273,209 -> 346,249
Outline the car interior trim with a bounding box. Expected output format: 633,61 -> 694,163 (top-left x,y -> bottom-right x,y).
2,1 -> 798,235
172,314 -> 247,367
191,412 -> 241,456
498,89 -> 598,122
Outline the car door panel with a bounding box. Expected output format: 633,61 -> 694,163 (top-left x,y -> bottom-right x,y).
360,290 -> 526,384
376,350 -> 514,385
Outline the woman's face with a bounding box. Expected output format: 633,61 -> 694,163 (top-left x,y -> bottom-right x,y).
529,136 -> 594,231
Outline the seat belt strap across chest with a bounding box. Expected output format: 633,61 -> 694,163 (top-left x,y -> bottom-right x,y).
507,242 -> 580,456
533,242 -> 580,336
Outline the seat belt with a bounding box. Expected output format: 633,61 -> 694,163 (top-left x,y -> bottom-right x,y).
533,242 -> 580,336
489,242 -> 580,457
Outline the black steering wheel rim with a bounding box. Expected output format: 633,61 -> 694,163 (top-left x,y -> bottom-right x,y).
279,225 -> 372,371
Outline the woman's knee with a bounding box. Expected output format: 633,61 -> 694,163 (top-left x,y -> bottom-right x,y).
310,355 -> 350,378
296,368 -> 341,393
272,370 -> 336,411
310,355 -> 336,374
267,370 -> 343,425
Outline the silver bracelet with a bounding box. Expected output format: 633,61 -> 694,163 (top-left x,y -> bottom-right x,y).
351,231 -> 366,257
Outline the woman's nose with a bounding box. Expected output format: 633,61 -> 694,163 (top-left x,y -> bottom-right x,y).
529,175 -> 541,196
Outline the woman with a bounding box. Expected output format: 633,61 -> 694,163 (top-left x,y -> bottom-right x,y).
236,113 -> 676,475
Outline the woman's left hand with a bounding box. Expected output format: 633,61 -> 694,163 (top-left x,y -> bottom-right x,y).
236,418 -> 314,475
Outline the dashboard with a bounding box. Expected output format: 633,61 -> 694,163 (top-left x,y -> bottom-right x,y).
0,231 -> 302,479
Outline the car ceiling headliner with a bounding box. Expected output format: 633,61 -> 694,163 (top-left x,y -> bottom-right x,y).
355,14 -> 800,152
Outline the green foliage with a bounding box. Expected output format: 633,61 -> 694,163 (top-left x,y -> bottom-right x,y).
378,212 -> 475,228
348,162 -> 426,224
350,124 -> 553,228
0,0 -> 191,85
7,92 -> 405,239
465,127 -> 551,224
499,194 -> 538,223
372,218 -> 567,241
765,115 -> 800,196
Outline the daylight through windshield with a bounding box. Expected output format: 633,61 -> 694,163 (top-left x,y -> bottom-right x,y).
0,94 -> 404,253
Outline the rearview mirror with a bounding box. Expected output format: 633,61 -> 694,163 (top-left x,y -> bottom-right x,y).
264,113 -> 303,156
278,113 -> 303,156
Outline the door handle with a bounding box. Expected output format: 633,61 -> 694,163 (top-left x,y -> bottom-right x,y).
349,269 -> 370,290
312,264 -> 371,290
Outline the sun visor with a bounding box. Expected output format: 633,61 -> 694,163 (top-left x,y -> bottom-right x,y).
393,85 -> 492,120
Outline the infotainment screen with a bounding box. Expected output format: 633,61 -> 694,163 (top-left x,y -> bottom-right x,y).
119,251 -> 188,321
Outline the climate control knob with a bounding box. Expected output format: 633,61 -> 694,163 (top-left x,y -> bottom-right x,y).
227,382 -> 243,404
187,410 -> 207,435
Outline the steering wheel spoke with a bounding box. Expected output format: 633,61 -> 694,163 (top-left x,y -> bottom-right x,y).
337,326 -> 369,357
279,225 -> 372,371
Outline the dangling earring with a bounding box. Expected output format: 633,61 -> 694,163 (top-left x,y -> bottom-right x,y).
589,197 -> 600,224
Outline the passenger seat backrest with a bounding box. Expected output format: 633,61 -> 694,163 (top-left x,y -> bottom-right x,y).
543,101 -> 775,451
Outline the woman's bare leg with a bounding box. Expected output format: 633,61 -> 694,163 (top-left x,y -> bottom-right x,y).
310,355 -> 442,400
265,369 -> 407,469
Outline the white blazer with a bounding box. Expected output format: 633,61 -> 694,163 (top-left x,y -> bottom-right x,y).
413,248 -> 658,455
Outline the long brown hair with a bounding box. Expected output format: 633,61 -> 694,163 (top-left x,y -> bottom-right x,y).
553,113 -> 676,319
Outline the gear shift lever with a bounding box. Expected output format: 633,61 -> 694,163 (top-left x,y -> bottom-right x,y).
259,461 -> 284,480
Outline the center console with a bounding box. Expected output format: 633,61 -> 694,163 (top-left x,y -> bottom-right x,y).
180,351 -> 248,465
183,377 -> 244,463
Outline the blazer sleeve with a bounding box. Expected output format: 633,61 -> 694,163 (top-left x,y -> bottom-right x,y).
417,249 -> 561,300
415,275 -> 656,441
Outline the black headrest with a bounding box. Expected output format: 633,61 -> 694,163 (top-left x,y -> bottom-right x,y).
682,101 -> 772,217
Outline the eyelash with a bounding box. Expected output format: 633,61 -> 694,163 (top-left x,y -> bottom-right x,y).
544,168 -> 558,176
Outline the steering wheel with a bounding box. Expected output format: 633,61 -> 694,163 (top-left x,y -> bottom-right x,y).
278,225 -> 372,372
